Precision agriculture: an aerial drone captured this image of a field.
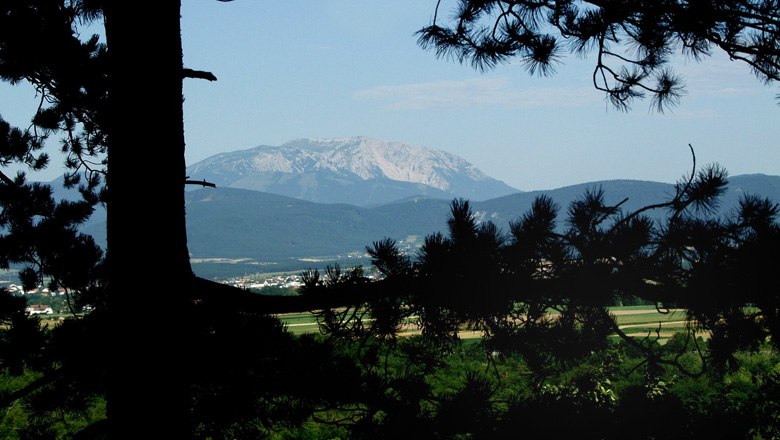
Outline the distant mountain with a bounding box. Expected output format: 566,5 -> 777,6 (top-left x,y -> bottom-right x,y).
471,179 -> 677,228
186,137 -> 519,206
471,174 -> 780,228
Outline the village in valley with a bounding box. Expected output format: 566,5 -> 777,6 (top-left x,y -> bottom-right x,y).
1,261 -> 387,316
226,274 -> 305,292
224,267 -> 383,294
3,281 -> 67,316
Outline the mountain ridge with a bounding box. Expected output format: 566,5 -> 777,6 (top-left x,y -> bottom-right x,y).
186,137 -> 519,206
50,173 -> 780,279
181,174 -> 780,278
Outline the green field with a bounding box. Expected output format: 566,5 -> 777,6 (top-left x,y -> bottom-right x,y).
277,305 -> 697,341
611,312 -> 686,325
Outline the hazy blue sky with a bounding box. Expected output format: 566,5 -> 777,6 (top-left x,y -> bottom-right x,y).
4,2 -> 778,190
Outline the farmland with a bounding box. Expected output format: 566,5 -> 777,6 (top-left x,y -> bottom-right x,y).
277,305 -> 699,343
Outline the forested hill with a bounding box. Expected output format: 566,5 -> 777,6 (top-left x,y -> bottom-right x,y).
75,174 -> 780,266
189,174 -> 780,261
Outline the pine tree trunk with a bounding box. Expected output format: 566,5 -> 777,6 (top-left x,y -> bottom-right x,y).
102,2 -> 192,437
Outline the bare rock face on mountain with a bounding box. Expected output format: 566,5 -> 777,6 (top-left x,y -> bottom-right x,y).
186,137 -> 519,206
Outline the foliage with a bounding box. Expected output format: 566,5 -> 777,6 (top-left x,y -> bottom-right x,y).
0,0 -> 105,314
298,165 -> 780,437
418,0 -> 780,110
308,162 -> 779,370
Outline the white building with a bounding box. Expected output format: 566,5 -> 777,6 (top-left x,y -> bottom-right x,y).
26,304 -> 53,315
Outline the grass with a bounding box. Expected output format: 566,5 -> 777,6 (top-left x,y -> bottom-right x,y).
608,305 -> 665,311
613,311 -> 687,325
284,324 -> 321,335
279,312 -> 317,325
275,305 -> 695,340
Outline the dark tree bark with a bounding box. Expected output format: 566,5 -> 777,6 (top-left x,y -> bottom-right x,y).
102,2 -> 192,437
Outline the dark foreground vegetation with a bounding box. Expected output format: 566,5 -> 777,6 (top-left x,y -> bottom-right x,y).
2,331 -> 779,439
3,166 -> 780,438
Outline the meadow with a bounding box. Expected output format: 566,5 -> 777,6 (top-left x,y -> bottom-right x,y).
277,305 -> 699,343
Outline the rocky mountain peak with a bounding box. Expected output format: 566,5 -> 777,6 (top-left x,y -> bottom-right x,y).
186,137 -> 518,206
